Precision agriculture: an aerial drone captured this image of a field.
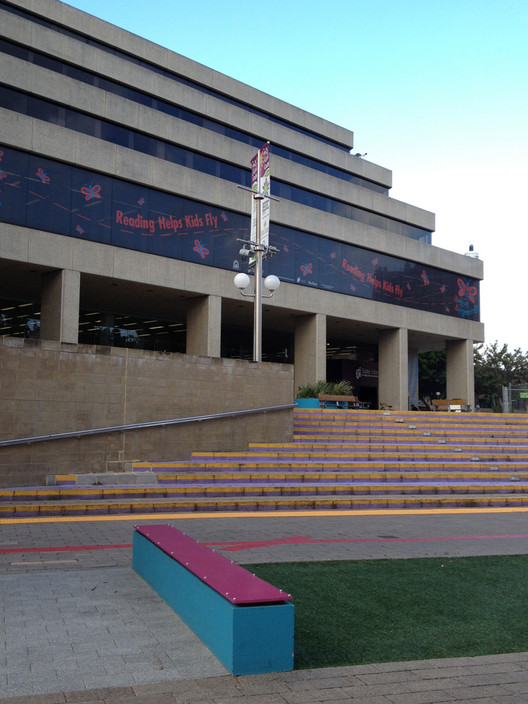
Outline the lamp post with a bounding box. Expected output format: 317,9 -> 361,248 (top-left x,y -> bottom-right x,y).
234,143 -> 280,362
234,271 -> 280,362
233,189 -> 280,363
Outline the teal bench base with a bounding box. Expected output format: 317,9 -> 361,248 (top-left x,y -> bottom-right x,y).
132,529 -> 294,675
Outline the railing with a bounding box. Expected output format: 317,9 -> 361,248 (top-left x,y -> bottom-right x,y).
0,404 -> 296,448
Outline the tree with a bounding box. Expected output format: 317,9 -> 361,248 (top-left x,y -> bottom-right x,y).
474,342 -> 528,410
420,343 -> 528,412
418,350 -> 446,403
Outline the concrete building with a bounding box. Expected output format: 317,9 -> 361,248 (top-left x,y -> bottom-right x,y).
0,0 -> 484,485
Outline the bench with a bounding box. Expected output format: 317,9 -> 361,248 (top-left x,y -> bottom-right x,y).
132,524 -> 294,675
432,399 -> 470,412
318,393 -> 360,409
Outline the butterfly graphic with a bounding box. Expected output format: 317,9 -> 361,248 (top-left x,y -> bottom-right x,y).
457,278 -> 477,304
36,167 -> 50,184
421,270 -> 430,286
137,197 -> 145,206
81,183 -> 102,201
76,224 -> 85,235
193,239 -> 209,259
300,262 -> 313,277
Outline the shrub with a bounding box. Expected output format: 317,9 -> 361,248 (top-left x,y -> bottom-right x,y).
296,379 -> 353,398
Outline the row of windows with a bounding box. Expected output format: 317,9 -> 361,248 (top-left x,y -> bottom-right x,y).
0,85 -> 432,243
0,36 -> 388,196
1,298 -> 376,370
2,0 -> 351,153
0,145 -> 478,321
0,299 -> 292,363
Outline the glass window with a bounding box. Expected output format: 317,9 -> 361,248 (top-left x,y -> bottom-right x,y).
72,168 -> 114,244
0,145 -> 476,321
1,81 -> 427,238
0,145 -> 29,226
26,154 -> 72,234
0,35 -> 389,193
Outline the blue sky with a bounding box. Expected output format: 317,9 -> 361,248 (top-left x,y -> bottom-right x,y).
67,0 -> 528,350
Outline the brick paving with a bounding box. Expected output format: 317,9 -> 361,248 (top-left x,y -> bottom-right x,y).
2,510 -> 528,702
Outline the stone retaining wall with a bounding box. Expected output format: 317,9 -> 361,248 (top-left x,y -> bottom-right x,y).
0,338 -> 294,487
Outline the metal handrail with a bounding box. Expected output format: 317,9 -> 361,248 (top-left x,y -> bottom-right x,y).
0,403 -> 296,448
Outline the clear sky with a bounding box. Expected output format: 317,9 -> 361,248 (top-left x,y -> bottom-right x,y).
66,0 -> 528,351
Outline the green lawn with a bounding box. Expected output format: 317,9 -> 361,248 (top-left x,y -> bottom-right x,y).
249,555 -> 528,669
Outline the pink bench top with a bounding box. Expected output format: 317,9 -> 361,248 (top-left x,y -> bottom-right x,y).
135,524 -> 292,605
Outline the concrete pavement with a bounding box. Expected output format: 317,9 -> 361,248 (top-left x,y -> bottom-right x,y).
2,508 -> 528,702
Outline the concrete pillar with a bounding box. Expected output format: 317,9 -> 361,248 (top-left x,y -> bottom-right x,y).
378,328 -> 408,410
446,339 -> 475,409
40,269 -> 80,343
408,348 -> 419,410
186,295 -> 221,357
294,313 -> 326,394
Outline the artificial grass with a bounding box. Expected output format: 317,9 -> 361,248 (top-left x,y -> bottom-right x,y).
248,555 -> 528,669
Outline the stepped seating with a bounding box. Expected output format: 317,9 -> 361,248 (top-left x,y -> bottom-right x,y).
2,409 -> 528,517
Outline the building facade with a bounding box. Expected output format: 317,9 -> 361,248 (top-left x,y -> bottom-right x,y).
1,0 -> 484,416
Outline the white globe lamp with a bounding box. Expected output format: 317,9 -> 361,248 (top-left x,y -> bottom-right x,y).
234,272 -> 250,290
264,274 -> 281,292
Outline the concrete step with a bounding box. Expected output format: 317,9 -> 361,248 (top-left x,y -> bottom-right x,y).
250,440 -> 528,449
2,493 -> 528,518
3,480 -> 528,503
292,427 -> 528,437
187,451 -> 528,461
293,409 -> 528,425
133,461 -> 528,473
154,470 -> 528,484
36,469 -> 528,488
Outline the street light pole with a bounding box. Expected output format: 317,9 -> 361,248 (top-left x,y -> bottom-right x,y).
234,143 -> 280,363
253,191 -> 264,362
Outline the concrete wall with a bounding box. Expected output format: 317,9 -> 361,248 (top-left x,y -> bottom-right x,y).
0,337 -> 294,487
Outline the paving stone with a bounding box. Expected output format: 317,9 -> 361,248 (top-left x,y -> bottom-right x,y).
234,681 -> 291,697
460,672 -> 528,687
502,679 -> 528,693
383,689 -> 458,703
354,669 -> 424,685
212,696 -> 284,704
433,684 -> 512,700
281,689 -> 355,703
64,685 -> 135,701
285,675 -> 360,691
340,681 -> 410,698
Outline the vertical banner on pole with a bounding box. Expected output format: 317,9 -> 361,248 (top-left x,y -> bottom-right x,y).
259,142 -> 271,248
250,151 -> 259,249
249,143 -> 270,268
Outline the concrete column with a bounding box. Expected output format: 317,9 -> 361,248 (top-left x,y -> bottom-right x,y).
294,313 -> 326,394
40,269 -> 80,343
186,295 -> 221,357
408,348 -> 419,410
378,328 -> 408,410
446,339 -> 475,409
